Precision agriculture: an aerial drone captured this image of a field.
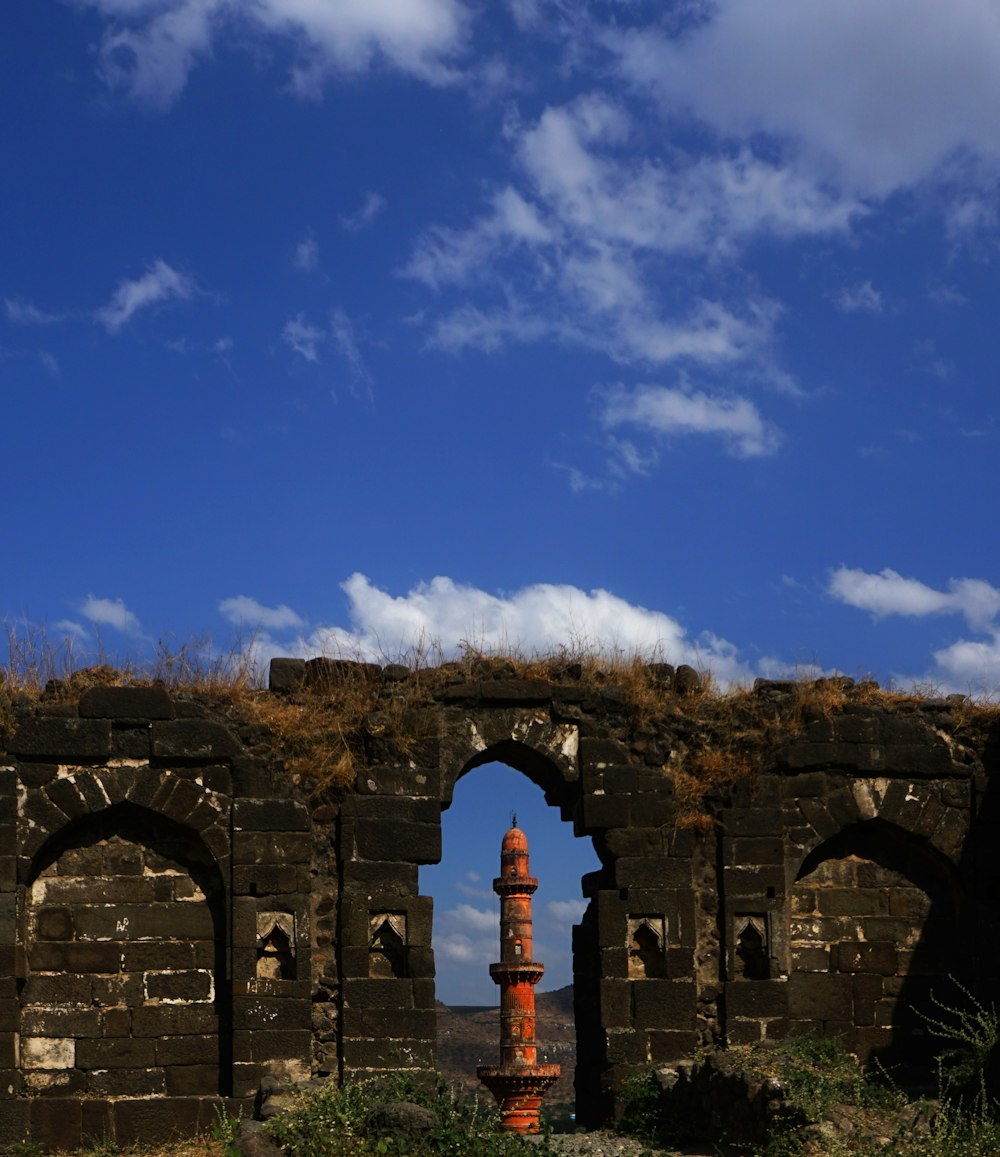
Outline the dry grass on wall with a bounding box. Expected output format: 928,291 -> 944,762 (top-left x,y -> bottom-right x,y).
5,625 -> 1000,813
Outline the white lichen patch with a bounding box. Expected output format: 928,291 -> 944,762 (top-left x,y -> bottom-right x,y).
22,1036 -> 75,1070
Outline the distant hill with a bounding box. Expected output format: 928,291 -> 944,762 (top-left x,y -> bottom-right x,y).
435,985 -> 576,1112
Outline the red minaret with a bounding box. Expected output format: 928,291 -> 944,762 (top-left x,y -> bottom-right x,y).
477,817 -> 560,1133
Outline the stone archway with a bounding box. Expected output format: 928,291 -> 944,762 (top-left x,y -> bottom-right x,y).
20,802 -> 230,1100
788,818 -> 960,1072
442,735 -> 606,1124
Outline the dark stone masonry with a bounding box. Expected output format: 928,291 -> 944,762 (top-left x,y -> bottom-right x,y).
1,661 -> 997,1148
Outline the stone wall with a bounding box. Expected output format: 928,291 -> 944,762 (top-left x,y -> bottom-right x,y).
1,664 -> 997,1148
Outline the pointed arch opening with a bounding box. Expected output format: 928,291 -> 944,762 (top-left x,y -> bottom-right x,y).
425,742 -> 602,1129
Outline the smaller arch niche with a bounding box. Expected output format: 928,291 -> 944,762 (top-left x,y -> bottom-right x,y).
627,916 -> 667,979
369,913 -> 407,979
257,913 -> 295,981
734,916 -> 770,980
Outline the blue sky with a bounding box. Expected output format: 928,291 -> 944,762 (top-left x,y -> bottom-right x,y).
5,0 -> 1000,1002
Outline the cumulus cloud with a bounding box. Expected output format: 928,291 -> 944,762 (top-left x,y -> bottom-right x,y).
828,567 -> 1000,631
612,0 -> 1000,199
434,902 -> 498,968
96,260 -> 195,332
600,382 -> 781,458
227,573 -> 755,686
219,595 -> 305,631
80,595 -> 142,634
81,0 -> 468,107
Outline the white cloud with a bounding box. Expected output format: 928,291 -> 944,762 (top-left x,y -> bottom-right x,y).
218,595 -> 305,631
79,595 -> 141,634
5,298 -> 64,326
434,902 -> 498,967
282,313 -> 325,362
330,307 -> 371,396
96,260 -> 195,332
82,0 -> 468,107
834,281 -> 883,314
600,382 -> 781,458
245,573 -> 755,686
293,233 -> 319,271
828,567 -> 1000,632
53,619 -> 90,644
340,191 -> 387,232
613,1 -> 1000,200
932,631 -> 1000,693
547,898 -> 586,924
406,95 -> 828,386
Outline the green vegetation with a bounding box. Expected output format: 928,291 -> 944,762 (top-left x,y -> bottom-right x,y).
262,1071 -> 558,1157
616,1020 -> 1000,1157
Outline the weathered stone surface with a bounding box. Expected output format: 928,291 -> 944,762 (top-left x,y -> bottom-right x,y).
9,717 -> 110,759
78,685 -> 174,719
151,719 -> 241,759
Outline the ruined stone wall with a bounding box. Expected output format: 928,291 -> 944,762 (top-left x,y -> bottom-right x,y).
1,664 -> 998,1148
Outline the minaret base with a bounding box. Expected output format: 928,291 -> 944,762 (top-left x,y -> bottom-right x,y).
476,1064 -> 561,1133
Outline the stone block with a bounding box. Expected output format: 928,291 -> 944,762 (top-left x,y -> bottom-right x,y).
603,1028 -> 648,1064
354,819 -> 441,864
164,1064 -> 220,1096
599,979 -> 632,1028
145,970 -> 213,1001
30,1098 -> 82,1151
579,738 -> 630,767
233,798 -> 310,832
233,997 -> 312,1032
233,831 -> 311,866
21,1035 -> 75,1069
725,980 -> 789,1019
648,1029 -> 700,1062
269,658 -> 306,692
342,859 -> 419,897
357,765 -> 441,799
77,1037 -> 156,1070
342,977 -> 414,1010
787,973 -> 853,1020
630,979 -> 696,1030
791,946 -> 830,973
233,864 -> 300,895
110,725 -> 153,760
151,720 -> 241,760
79,685 -> 174,719
341,1008 -> 437,1039
10,717 -> 111,759
155,1034 -> 219,1066
835,942 -> 898,976
723,808 -> 786,837
114,1097 -> 204,1144
602,827 -> 664,858
730,837 -> 786,866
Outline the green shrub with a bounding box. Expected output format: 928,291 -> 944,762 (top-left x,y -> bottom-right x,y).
264,1072 -> 557,1157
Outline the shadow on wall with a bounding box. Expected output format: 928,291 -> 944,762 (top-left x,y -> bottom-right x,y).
789,818 -> 962,1088
20,802 -> 231,1098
